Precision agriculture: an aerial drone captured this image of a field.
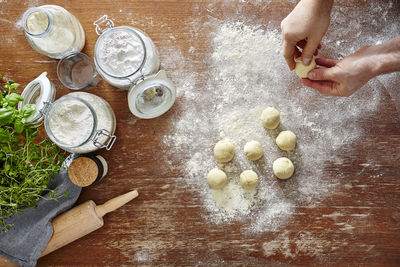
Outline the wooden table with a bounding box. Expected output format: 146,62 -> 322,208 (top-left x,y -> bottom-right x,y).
1,0 -> 400,266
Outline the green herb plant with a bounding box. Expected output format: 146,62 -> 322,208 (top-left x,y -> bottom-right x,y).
0,74 -> 65,231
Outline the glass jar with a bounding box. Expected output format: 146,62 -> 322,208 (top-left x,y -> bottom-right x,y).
92,15 -> 176,119
93,15 -> 160,89
19,73 -> 116,153
22,5 -> 85,59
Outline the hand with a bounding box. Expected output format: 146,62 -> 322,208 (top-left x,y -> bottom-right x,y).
302,46 -> 379,97
281,0 -> 333,70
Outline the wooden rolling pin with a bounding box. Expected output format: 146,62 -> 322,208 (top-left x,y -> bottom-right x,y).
0,190 -> 139,266
40,190 -> 139,257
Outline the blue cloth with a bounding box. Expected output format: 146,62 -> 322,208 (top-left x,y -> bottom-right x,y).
0,171 -> 81,267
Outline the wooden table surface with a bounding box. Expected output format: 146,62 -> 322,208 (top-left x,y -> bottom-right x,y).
1,0 -> 400,266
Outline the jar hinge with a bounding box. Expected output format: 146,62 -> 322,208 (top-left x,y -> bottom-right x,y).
39,101 -> 51,116
92,129 -> 116,150
129,69 -> 146,86
94,15 -> 114,35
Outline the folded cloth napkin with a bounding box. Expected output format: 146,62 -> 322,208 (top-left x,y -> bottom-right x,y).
0,170 -> 81,267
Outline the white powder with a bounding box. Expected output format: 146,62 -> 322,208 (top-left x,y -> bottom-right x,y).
98,29 -> 145,77
47,92 -> 116,154
96,27 -> 160,89
48,98 -> 94,147
26,11 -> 48,34
69,92 -> 116,154
161,9 -> 385,232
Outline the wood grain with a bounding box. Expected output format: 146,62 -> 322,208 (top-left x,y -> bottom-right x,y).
0,0 -> 399,266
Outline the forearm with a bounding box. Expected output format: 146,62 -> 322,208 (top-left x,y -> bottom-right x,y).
370,36 -> 400,76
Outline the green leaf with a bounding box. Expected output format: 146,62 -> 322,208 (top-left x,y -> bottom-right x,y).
0,128 -> 11,143
20,104 -> 36,120
4,93 -> 23,107
0,108 -> 13,126
14,118 -> 24,133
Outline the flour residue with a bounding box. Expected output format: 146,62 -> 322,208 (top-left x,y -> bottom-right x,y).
262,231 -> 344,258
157,0 -> 398,233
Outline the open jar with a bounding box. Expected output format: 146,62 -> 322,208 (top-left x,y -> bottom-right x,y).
92,15 -> 176,119
19,72 -> 116,153
22,5 -> 85,59
93,15 -> 160,89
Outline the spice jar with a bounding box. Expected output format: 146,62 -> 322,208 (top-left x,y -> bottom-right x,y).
22,5 -> 85,59
93,15 -> 176,119
19,72 -> 116,153
67,154 -> 108,187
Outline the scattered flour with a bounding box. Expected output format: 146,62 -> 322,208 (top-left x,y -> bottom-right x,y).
160,0 -> 395,234
262,231 -> 346,258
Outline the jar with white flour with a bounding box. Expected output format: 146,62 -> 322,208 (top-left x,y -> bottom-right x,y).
93,15 -> 176,119
19,73 -> 116,153
22,5 -> 85,59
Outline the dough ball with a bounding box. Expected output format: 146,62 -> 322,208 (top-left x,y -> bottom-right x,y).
294,57 -> 316,78
244,140 -> 263,161
207,168 -> 228,189
214,139 -> 235,163
276,130 -> 296,151
240,170 -> 259,189
273,157 -> 294,179
260,107 -> 280,129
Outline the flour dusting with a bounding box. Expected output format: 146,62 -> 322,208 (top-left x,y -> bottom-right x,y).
159,1 -> 395,233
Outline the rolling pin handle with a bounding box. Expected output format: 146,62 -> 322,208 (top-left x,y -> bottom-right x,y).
95,190 -> 139,218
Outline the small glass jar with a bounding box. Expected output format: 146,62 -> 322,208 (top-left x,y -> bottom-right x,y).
93,15 -> 160,89
22,5 -> 85,59
19,73 -> 116,154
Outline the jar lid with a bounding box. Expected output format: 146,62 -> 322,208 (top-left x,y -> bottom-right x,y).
18,72 -> 56,124
127,70 -> 176,119
94,26 -> 146,79
68,156 -> 100,187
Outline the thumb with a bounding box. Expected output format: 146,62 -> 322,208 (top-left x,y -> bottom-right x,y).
307,67 -> 335,81
302,37 -> 320,65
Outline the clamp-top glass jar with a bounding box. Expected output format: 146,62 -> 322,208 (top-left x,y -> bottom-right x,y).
19,72 -> 116,154
92,15 -> 176,119
22,5 -> 85,59
93,15 -> 160,89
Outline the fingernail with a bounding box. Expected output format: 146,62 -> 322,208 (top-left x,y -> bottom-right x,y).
303,57 -> 311,65
308,71 -> 315,79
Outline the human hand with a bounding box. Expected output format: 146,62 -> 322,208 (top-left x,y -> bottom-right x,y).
302,46 -> 377,96
281,0 -> 333,70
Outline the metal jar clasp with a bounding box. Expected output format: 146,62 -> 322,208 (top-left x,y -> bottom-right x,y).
91,129 -> 116,150
93,15 -> 114,35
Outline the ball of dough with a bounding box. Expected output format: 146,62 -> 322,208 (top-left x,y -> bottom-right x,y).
244,140 -> 263,161
240,170 -> 259,189
260,107 -> 280,129
214,139 -> 235,163
294,57 -> 316,78
207,168 -> 228,189
273,157 -> 294,179
276,130 -> 296,151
